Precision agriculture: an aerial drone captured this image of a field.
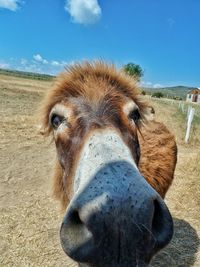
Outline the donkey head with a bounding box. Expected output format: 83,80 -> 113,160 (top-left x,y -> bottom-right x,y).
41,62 -> 173,267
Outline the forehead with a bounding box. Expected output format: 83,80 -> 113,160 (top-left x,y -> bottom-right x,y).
42,62 -> 144,127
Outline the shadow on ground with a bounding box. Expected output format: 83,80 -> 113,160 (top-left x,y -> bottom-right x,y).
151,218 -> 199,267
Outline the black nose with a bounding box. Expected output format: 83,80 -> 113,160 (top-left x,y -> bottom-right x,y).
60,162 -> 173,265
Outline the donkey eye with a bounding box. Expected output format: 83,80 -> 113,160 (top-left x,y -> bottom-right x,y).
129,109 -> 141,123
50,114 -> 65,129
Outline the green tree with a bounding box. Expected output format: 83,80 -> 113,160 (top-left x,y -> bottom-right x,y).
123,63 -> 144,82
141,90 -> 146,95
152,92 -> 164,98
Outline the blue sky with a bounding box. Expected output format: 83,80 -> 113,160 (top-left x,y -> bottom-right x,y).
0,0 -> 200,87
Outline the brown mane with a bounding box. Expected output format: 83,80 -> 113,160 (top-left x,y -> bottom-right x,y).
40,61 -> 177,209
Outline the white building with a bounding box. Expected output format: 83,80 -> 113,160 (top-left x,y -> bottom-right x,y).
186,88 -> 200,103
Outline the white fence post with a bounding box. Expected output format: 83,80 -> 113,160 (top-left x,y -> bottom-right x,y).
185,108 -> 195,143
181,103 -> 185,113
187,106 -> 192,120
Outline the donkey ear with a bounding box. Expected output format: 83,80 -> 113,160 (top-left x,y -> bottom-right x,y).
36,102 -> 52,136
36,123 -> 51,136
36,123 -> 46,135
143,105 -> 155,121
52,159 -> 70,212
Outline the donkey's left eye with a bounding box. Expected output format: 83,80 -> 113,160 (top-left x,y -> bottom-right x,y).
50,114 -> 65,129
129,109 -> 141,123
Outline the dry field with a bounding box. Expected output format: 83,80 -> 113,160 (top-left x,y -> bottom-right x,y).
0,74 -> 199,267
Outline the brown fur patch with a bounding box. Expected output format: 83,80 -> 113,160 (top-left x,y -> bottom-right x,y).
139,121 -> 177,198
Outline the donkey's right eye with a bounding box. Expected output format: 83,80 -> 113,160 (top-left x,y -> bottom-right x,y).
50,114 -> 65,129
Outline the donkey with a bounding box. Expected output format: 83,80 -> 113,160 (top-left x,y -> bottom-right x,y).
40,61 -> 177,267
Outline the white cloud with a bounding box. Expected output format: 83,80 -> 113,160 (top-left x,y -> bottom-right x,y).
0,62 -> 10,69
33,54 -> 48,64
20,58 -> 28,65
140,81 -> 164,88
51,60 -> 69,67
65,0 -> 101,25
23,64 -> 42,73
33,54 -> 71,72
153,83 -> 163,88
140,81 -> 153,87
33,54 -> 42,61
51,60 -> 60,67
0,0 -> 23,11
0,56 -> 74,75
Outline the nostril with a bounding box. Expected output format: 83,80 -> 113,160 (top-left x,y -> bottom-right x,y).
151,198 -> 173,250
60,208 -> 94,262
69,210 -> 83,225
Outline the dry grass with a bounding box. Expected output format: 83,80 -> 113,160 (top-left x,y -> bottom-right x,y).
0,75 -> 199,267
149,97 -> 200,266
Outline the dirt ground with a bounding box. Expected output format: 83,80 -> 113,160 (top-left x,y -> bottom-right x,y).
0,75 -> 199,267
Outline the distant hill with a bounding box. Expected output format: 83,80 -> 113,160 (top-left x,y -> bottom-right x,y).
142,86 -> 198,99
0,68 -> 54,81
0,68 -> 197,99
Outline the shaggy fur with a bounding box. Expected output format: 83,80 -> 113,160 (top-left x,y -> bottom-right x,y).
139,121 -> 177,197
40,61 -> 177,209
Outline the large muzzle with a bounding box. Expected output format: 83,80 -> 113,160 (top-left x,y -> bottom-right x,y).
60,130 -> 173,267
